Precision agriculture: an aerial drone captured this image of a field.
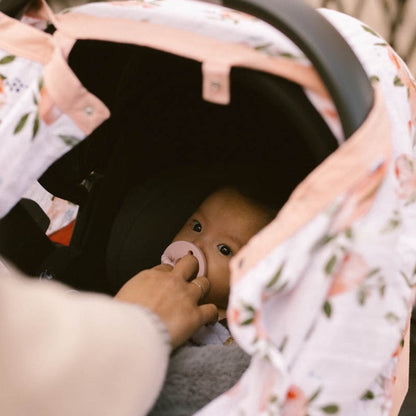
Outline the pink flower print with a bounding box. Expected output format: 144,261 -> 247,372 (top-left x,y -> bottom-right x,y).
253,310 -> 268,340
322,106 -> 338,121
394,154 -> 416,200
228,307 -> 241,325
45,197 -> 75,232
392,340 -> 402,359
220,11 -> 241,24
383,374 -> 394,404
388,46 -> 416,126
39,86 -> 62,125
281,385 -> 308,416
219,10 -> 256,23
230,303 -> 256,326
330,162 -> 387,233
110,0 -> 159,8
0,77 -> 6,107
328,252 -> 369,297
258,372 -> 277,413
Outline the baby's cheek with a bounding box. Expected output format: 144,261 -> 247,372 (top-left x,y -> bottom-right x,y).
172,228 -> 190,242
212,262 -> 231,302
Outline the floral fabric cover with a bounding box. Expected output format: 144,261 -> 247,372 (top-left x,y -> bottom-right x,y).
210,10 -> 416,416
0,1 -> 415,415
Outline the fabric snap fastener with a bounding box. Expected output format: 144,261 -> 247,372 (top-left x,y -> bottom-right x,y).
210,81 -> 221,91
84,105 -> 94,116
202,61 -> 230,104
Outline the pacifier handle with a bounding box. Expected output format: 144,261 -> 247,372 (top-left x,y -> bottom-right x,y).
161,241 -> 207,277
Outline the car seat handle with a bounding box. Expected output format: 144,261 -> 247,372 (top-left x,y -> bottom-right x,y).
0,0 -> 30,18
221,0 -> 374,139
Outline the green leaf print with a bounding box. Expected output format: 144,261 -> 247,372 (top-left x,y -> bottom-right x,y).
0,55 -> 15,64
0,73 -> 6,80
366,268 -> 381,278
240,317 -> 254,326
400,270 -> 416,288
344,228 -> 354,239
266,263 -> 285,289
324,254 -> 337,275
323,300 -> 332,318
362,25 -> 380,38
369,75 -> 380,83
240,303 -> 256,326
321,404 -> 339,414
14,113 -> 30,134
308,387 -> 322,403
242,303 -> 255,313
254,43 -> 273,52
382,211 -> 402,233
385,312 -> 400,323
278,335 -> 288,352
32,115 -> 40,139
278,52 -> 298,59
361,390 -> 375,400
394,75 -> 404,87
357,287 -> 368,305
312,234 -> 336,251
59,135 -> 82,147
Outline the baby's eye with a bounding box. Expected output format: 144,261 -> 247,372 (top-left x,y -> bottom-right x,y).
192,220 -> 202,233
218,244 -> 232,257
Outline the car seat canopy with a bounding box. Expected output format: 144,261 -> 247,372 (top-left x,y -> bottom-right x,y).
0,1 -> 415,415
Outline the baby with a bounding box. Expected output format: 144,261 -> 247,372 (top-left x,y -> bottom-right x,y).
164,186 -> 276,344
148,186 -> 278,415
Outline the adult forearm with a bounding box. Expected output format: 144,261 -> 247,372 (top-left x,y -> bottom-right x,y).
0,269 -> 170,416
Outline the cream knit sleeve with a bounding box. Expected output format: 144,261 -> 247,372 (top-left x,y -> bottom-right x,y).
0,268 -> 170,416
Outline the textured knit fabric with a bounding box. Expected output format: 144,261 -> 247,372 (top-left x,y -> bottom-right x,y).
0,268 -> 170,416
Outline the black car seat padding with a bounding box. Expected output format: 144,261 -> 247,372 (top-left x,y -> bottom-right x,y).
36,41 -> 338,294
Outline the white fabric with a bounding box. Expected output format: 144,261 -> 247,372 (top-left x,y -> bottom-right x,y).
197,9 -> 416,416
24,181 -> 78,235
0,268 -> 170,416
0,50 -> 85,217
191,322 -> 233,346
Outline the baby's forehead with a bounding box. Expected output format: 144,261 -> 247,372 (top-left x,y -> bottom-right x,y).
197,188 -> 270,222
196,189 -> 240,213
200,188 -> 256,208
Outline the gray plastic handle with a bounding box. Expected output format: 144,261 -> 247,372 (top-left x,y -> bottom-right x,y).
222,0 -> 374,138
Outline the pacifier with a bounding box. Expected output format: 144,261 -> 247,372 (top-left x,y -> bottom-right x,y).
161,241 -> 207,277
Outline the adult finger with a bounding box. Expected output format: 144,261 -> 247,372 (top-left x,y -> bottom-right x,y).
173,253 -> 199,281
198,303 -> 219,326
189,276 -> 210,303
153,263 -> 174,273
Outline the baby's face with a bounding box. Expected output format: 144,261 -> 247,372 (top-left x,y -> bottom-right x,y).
173,188 -> 272,311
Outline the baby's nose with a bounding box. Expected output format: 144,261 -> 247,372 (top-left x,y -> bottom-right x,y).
191,237 -> 204,251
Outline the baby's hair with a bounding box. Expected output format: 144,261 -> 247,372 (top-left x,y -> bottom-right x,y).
211,162 -> 286,219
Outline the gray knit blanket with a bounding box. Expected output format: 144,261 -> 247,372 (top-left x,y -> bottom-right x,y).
148,344 -> 250,416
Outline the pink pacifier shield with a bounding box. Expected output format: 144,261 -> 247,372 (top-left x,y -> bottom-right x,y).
161,241 -> 206,277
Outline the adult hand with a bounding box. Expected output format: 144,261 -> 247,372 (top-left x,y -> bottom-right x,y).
115,253 -> 218,349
